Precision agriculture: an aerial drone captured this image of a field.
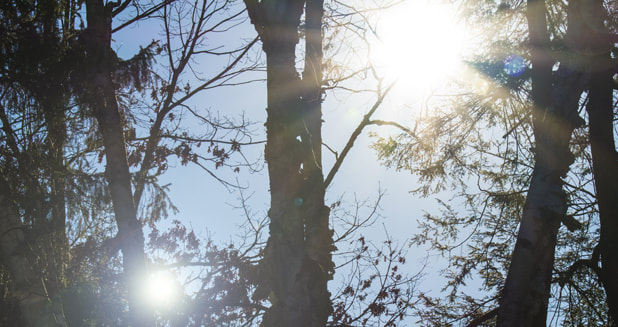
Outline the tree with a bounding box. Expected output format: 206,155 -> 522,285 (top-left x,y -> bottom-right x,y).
1,0 -> 258,325
582,1 -> 618,322
497,0 -> 618,324
243,0 -> 335,325
81,1 -> 159,325
80,0 -> 263,324
240,1 -> 423,325
2,0 -> 562,325
370,0 -> 617,325
495,0 -> 583,323
0,0 -> 82,324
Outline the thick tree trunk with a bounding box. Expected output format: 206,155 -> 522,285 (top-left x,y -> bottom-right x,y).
244,0 -> 334,325
84,1 -> 152,325
587,62 -> 618,326
261,35 -> 310,325
496,0 -> 585,325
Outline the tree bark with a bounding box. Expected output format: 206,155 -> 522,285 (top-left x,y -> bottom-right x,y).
496,0 -> 585,325
244,0 -> 334,325
84,1 -> 152,325
302,1 -> 335,326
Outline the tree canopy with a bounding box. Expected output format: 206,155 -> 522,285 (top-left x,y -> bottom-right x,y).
0,0 -> 616,326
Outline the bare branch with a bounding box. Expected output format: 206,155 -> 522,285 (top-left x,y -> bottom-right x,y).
366,119 -> 419,139
112,0 -> 174,33
325,82 -> 394,188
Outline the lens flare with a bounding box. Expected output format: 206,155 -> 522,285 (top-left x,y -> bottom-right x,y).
503,54 -> 526,77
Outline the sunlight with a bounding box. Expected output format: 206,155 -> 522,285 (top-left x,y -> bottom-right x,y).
143,271 -> 179,308
371,1 -> 467,94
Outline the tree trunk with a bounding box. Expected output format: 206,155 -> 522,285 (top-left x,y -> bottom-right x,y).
496,0 -> 585,325
84,1 -> 152,325
302,1 -> 335,326
0,186 -> 66,327
572,0 -> 618,322
40,3 -> 69,301
587,49 -> 618,327
244,0 -> 334,325
261,33 -> 310,325
40,94 -> 68,320
0,3 -> 71,323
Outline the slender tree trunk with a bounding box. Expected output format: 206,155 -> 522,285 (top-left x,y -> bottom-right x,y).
0,186 -> 66,327
244,0 -> 334,325
497,0 -> 585,325
0,3 -> 70,323
302,1 -> 335,325
571,0 -> 618,322
497,1 -> 559,324
36,100 -> 69,327
45,108 -> 67,264
40,98 -> 68,319
587,52 -> 618,327
84,1 -> 152,325
40,3 -> 69,300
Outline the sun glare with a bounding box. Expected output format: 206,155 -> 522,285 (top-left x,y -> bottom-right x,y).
144,271 -> 179,308
371,1 -> 467,93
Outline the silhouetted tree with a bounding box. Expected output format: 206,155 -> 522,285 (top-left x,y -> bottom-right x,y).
243,0 -> 335,325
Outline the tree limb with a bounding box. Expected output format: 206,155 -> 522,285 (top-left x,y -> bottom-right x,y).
324,83 -> 394,188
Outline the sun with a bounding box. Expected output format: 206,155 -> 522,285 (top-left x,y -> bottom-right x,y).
143,271 -> 180,308
371,0 -> 467,94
